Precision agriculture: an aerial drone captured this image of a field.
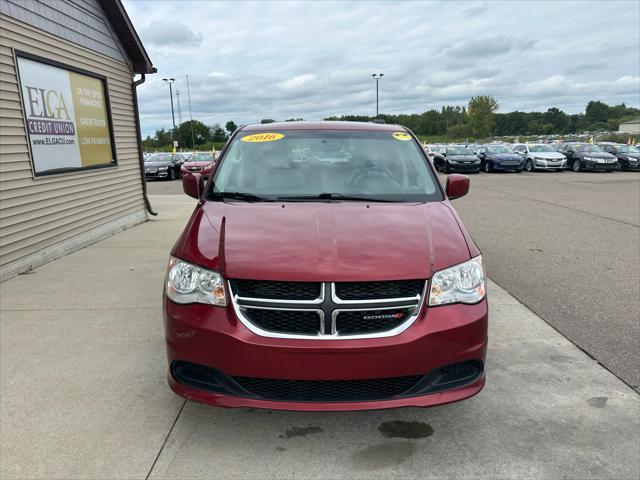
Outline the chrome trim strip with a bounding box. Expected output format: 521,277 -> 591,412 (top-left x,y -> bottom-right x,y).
331,282 -> 422,305
228,279 -> 428,340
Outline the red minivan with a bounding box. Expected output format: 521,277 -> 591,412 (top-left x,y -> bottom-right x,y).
164,121 -> 487,411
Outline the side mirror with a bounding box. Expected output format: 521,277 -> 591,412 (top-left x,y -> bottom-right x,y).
182,172 -> 204,199
445,174 -> 470,200
441,152 -> 447,157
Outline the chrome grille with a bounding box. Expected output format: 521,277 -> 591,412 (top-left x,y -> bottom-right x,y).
230,280 -> 426,340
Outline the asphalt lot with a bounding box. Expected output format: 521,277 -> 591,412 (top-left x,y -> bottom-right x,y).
148,169 -> 640,390
450,170 -> 640,391
1,191 -> 638,479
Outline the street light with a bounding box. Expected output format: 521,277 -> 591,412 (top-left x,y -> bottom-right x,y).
372,73 -> 384,117
162,78 -> 176,130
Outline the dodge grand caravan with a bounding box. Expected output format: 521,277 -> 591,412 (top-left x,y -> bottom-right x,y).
164,121 -> 487,411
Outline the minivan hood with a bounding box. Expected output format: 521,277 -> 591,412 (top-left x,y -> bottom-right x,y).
177,201 -> 472,282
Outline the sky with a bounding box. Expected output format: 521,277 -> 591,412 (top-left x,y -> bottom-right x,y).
123,0 -> 640,137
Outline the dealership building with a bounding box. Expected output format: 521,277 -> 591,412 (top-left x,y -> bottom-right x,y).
0,0 -> 155,281
618,119 -> 640,135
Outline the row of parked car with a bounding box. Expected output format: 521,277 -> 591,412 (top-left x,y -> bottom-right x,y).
424,142 -> 640,174
143,151 -> 219,180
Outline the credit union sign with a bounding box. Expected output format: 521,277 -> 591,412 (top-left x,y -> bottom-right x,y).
16,53 -> 117,176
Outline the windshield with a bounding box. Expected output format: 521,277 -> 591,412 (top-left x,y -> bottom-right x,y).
575,144 -> 603,153
146,153 -> 173,163
187,153 -> 214,162
528,145 -> 554,153
618,146 -> 639,153
447,147 -> 474,155
486,145 -> 514,154
208,129 -> 442,202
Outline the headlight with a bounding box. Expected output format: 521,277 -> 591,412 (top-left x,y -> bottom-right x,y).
158,166 -> 168,171
429,256 -> 486,306
165,257 -> 226,306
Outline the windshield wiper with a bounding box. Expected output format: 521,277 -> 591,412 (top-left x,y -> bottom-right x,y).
215,191 -> 275,202
277,193 -> 398,202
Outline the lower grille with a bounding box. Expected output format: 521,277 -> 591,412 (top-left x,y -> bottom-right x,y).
244,308 -> 320,335
171,360 -> 484,403
232,375 -> 422,402
335,308 -> 412,335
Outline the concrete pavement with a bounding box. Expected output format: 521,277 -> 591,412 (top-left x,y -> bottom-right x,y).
0,193 -> 639,479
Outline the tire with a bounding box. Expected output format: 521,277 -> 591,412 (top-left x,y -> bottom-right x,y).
168,168 -> 176,180
444,162 -> 451,174
525,159 -> 534,172
515,168 -> 523,173
572,160 -> 581,172
484,161 -> 492,173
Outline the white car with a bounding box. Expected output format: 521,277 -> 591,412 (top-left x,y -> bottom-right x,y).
512,143 -> 567,172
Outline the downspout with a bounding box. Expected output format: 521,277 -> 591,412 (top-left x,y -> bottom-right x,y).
132,73 -> 157,216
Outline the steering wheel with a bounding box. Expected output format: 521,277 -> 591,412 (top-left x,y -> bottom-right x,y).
349,166 -> 396,187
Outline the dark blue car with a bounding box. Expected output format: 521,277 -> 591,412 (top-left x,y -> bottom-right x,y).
476,144 -> 524,173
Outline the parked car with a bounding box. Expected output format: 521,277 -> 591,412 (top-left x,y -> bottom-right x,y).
512,143 -> 567,172
165,121 -> 487,411
476,144 -> 524,172
433,145 -> 481,173
597,143 -> 640,170
144,153 -> 186,180
556,142 -> 617,172
423,144 -> 438,162
181,152 -> 216,178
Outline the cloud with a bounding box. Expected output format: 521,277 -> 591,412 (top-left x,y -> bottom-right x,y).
441,35 -> 535,59
139,20 -> 203,47
122,0 -> 640,136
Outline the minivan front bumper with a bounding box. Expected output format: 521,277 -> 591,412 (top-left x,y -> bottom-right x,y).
164,297 -> 488,411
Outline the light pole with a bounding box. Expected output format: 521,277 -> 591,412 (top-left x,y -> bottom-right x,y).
372,73 -> 383,117
162,78 -> 176,130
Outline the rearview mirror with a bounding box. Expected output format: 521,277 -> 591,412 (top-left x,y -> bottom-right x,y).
445,174 -> 470,200
182,172 -> 204,199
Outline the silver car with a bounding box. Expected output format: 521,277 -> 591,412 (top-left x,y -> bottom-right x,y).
512,143 -> 567,172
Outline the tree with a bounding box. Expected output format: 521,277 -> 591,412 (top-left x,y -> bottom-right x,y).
210,123 -> 228,142
585,101 -> 610,125
467,95 -> 499,138
225,121 -> 238,135
176,120 -> 209,148
447,123 -> 472,139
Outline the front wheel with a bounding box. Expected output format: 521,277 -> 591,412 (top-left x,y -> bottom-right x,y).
444,162 -> 451,174
515,168 -> 523,173
484,161 -> 492,173
525,159 -> 534,172
572,160 -> 582,172
168,168 -> 177,180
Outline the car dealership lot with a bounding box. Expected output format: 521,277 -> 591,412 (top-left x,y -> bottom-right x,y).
0,176 -> 638,479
